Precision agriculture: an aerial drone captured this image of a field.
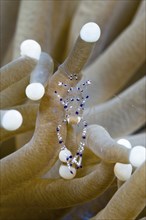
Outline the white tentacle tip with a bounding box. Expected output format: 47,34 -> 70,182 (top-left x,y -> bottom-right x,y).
114,163 -> 132,181
20,39 -> 41,60
129,146 -> 146,167
80,22 -> 101,43
59,149 -> 72,163
117,139 -> 132,149
2,110 -> 23,131
59,165 -> 76,179
25,83 -> 45,101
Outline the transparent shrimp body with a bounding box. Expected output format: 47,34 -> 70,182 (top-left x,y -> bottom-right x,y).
55,79 -> 91,179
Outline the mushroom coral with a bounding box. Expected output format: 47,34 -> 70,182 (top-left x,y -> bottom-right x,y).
0,1 -> 146,220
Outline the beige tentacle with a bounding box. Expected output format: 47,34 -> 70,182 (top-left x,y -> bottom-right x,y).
80,14 -> 145,106
84,77 -> 145,138
86,125 -> 130,163
91,162 -> 146,220
66,0 -> 116,60
0,57 -> 36,92
0,103 -> 38,142
1,162 -> 114,209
